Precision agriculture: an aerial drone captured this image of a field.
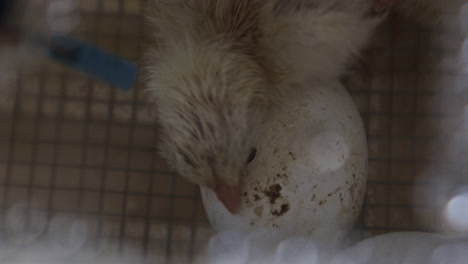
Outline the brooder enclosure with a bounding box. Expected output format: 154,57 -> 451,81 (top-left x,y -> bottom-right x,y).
0,0 -> 467,263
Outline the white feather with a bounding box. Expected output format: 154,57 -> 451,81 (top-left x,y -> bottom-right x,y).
143,0 -> 383,187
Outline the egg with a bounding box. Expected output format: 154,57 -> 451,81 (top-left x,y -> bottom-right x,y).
333,232 -> 468,264
201,80 -> 368,246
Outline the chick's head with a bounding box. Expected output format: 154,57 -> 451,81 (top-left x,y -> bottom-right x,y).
147,39 -> 267,213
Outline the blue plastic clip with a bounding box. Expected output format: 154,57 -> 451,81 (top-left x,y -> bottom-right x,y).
45,34 -> 139,91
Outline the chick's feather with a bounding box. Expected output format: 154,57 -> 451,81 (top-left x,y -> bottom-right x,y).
143,0 -> 381,189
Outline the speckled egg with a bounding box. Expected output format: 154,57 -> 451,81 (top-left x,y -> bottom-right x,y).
201,80 -> 368,245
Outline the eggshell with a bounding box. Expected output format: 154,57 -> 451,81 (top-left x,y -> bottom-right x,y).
201,80 -> 368,245
333,232 -> 468,264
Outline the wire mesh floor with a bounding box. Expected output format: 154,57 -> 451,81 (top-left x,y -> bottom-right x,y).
0,0 -> 467,263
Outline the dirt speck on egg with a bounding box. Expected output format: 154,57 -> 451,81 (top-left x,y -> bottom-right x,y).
264,184 -> 282,204
349,183 -> 356,200
271,203 -> 290,216
254,206 -> 263,217
288,151 -> 297,160
253,194 -> 260,201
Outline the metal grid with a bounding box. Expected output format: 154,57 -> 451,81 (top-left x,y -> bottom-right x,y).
0,1 -> 467,263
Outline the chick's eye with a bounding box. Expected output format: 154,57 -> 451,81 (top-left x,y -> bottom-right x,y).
246,148 -> 257,164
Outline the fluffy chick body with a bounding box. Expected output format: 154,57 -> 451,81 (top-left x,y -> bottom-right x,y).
144,0 -> 381,194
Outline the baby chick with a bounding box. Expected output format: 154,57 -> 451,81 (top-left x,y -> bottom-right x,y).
144,0 -> 382,214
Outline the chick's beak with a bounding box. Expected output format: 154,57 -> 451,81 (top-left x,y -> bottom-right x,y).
214,179 -> 241,214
